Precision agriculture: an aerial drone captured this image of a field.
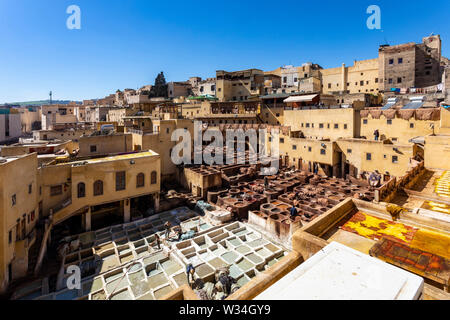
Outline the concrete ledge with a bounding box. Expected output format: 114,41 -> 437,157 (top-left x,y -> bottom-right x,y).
424,283 -> 450,300
226,251 -> 303,300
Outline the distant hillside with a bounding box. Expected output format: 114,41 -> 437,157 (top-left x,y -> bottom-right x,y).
1,100 -> 81,107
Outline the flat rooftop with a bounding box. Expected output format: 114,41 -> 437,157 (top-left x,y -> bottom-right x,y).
255,242 -> 423,300
53,151 -> 159,166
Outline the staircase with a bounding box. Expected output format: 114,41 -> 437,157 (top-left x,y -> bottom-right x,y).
33,199 -> 89,276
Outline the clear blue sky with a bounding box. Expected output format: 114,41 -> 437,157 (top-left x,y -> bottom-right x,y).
1,0 -> 449,103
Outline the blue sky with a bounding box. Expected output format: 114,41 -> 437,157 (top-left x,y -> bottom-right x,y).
1,0 -> 449,103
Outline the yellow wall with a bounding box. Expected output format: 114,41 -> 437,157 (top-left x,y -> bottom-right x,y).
321,59 -> 379,94
40,151 -> 161,218
283,108 -> 359,139
424,135 -> 450,170
336,139 -> 413,177
260,106 -> 284,125
78,134 -> 133,157
0,154 -> 39,292
360,114 -> 440,144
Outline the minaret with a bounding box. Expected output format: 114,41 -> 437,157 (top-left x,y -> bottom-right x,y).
49,91 -> 53,105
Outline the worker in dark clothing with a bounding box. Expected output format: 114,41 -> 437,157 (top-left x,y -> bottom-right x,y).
290,203 -> 298,219
153,234 -> 161,249
186,264 -> 197,289
374,129 -> 380,141
164,221 -> 172,240
264,176 -> 269,190
174,226 -> 183,241
313,163 -> 319,175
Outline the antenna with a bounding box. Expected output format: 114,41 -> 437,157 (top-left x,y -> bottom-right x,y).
49,91 -> 53,105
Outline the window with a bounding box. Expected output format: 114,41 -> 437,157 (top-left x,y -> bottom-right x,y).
363,119 -> 368,124
387,119 -> 392,125
276,113 -> 280,117
9,230 -> 12,244
366,153 -> 372,161
268,137 -> 272,142
328,83 -> 331,89
327,124 -> 330,129
398,58 -> 403,64
389,59 -> 394,65
347,149 -> 352,154
397,77 -> 402,84
334,124 -> 339,129
90,145 -> 97,153
136,173 -> 145,188
28,184 -> 32,194
360,81 -> 364,86
308,147 -> 312,152
116,171 -> 126,191
392,156 -> 399,163
280,138 -> 284,143
388,79 -> 393,84
93,180 -> 103,196
319,123 -> 324,129
292,145 -> 297,150
344,124 -> 348,129
151,171 -> 157,185
320,149 -> 326,155
375,78 -> 379,83
77,183 -> 86,198
306,123 -> 310,128
166,128 -> 170,134
410,123 -> 414,128
50,185 -> 62,196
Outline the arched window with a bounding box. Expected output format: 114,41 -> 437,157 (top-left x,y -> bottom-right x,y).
151,171 -> 157,185
136,173 -> 145,188
77,183 -> 86,198
93,180 -> 103,196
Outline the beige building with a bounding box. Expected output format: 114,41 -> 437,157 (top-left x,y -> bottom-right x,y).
191,78 -> 216,97
359,108 -> 441,144
216,69 -> 265,102
379,35 -> 442,91
0,108 -> 22,143
77,132 -> 133,157
0,154 -> 39,293
168,82 -> 192,99
266,63 -> 322,89
320,59 -> 380,95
